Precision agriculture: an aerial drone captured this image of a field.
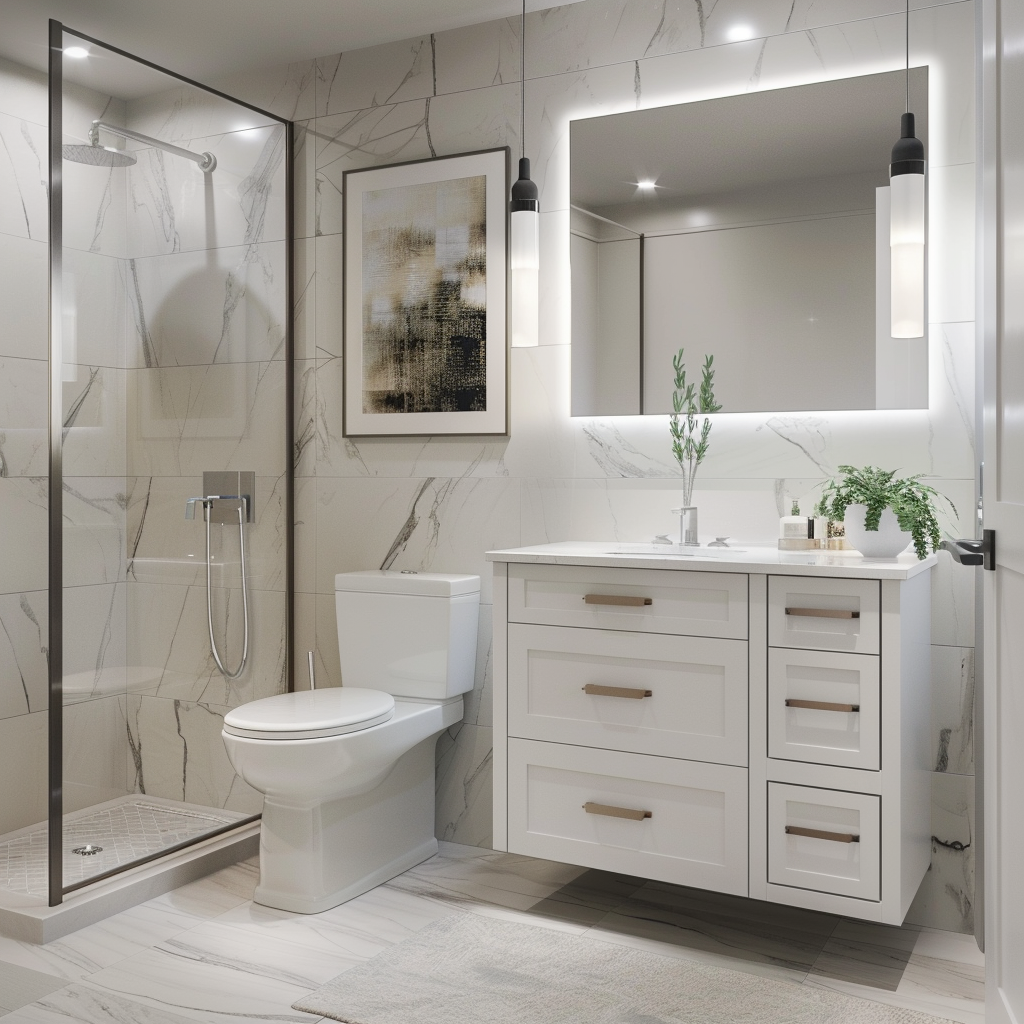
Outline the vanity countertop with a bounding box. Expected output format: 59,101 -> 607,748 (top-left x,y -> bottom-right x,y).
485,541 -> 937,580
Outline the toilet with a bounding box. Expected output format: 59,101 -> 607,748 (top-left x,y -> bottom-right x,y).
222,570 -> 480,914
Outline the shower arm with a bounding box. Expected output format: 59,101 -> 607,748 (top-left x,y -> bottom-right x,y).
89,120 -> 217,172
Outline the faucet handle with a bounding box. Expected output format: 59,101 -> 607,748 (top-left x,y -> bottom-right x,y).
184,496 -> 206,520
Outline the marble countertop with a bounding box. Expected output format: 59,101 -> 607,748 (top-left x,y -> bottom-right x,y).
486,541 -> 937,580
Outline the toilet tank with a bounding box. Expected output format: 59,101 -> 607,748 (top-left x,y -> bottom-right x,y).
335,570 -> 480,699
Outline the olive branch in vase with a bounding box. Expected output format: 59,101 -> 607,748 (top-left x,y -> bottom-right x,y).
669,348 -> 721,506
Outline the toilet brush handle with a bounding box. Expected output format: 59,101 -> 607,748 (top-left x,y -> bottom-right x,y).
307,650 -> 316,691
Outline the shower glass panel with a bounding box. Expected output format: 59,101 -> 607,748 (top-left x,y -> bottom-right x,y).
40,24 -> 292,906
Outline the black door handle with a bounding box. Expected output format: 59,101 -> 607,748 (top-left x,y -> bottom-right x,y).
940,530 -> 995,570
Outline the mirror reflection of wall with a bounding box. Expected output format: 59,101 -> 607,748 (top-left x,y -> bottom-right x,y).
570,67 -> 928,417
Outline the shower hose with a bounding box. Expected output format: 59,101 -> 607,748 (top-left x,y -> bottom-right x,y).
206,502 -> 250,679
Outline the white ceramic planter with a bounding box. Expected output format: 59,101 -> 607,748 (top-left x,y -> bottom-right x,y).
843,504 -> 913,559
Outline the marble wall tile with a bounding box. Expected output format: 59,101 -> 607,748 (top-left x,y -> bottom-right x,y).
0,110 -> 47,243
0,235 -> 46,362
292,591 -> 317,691
434,18 -> 522,94
126,583 -> 286,708
294,359 -> 317,477
929,164 -> 976,326
521,478 -> 575,546
127,474 -> 287,592
0,55 -> 47,124
127,124 -> 287,259
63,583 -> 127,705
462,605 -> 494,729
63,694 -> 130,815
63,477 -> 128,587
314,476 -> 521,603
62,250 -> 128,370
294,476 -> 316,596
435,722 -> 493,847
0,477 -> 48,593
62,365 -> 128,478
0,710 -> 47,835
126,86 -> 277,145
293,120 -> 316,240
313,591 -> 344,689
126,242 -> 287,367
294,237 -> 316,360
206,58 -> 316,123
61,153 -> 128,261
931,646 -> 975,776
0,590 -> 48,721
0,356 -> 48,477
315,40 -> 435,118
126,694 -> 263,814
538,209 -> 570,348
126,361 -> 286,476
906,771 -> 975,934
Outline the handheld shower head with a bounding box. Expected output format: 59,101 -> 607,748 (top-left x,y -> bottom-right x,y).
62,143 -> 137,168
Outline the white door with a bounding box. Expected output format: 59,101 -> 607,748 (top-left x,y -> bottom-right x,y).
983,1 -> 1024,1020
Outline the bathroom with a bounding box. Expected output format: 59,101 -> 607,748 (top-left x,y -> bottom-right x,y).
0,0 -> 1000,1020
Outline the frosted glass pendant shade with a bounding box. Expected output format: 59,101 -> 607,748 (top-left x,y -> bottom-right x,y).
889,112 -> 925,339
510,157 -> 540,348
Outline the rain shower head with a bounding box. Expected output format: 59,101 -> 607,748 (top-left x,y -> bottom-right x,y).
62,143 -> 137,168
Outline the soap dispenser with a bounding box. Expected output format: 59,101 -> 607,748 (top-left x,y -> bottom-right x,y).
780,500 -> 807,541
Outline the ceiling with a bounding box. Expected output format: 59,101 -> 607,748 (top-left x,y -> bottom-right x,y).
0,0 -> 567,90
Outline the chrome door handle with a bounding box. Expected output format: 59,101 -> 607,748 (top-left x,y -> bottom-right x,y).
941,530 -> 995,570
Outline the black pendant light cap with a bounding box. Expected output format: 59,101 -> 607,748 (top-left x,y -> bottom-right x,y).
890,111 -> 925,177
510,156 -> 539,212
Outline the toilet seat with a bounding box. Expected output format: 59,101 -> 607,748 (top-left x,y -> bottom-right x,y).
223,688 -> 395,740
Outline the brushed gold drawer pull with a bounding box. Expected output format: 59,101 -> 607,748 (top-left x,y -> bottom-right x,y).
785,825 -> 860,843
583,684 -> 653,699
584,801 -> 652,821
785,698 -> 860,713
785,607 -> 860,619
583,594 -> 653,607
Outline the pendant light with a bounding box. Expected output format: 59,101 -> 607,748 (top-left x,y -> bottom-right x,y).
510,0 -> 539,348
889,0 -> 925,339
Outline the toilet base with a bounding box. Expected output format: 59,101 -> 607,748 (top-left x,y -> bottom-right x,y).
253,734 -> 442,914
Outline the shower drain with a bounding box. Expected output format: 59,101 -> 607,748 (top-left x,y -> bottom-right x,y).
71,844 -> 103,856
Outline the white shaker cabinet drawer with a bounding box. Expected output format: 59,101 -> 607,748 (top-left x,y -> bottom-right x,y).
508,564 -> 747,640
508,624 -> 748,766
768,783 -> 880,901
768,649 -> 880,770
508,739 -> 748,895
768,576 -> 880,654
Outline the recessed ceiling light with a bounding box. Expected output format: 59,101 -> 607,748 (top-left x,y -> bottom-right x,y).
637,179 -> 656,190
64,46 -> 89,59
725,25 -> 755,42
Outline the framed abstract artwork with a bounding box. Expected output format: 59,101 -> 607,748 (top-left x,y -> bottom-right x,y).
342,148 -> 509,437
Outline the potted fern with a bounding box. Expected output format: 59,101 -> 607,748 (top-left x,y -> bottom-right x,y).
814,465 -> 953,560
669,348 -> 721,545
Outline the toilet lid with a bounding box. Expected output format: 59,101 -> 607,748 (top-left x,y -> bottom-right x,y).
222,688 -> 395,740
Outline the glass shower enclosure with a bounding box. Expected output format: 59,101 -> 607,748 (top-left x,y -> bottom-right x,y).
27,21 -> 293,909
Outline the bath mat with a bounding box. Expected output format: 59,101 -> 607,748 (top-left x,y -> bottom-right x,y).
293,912 -> 954,1024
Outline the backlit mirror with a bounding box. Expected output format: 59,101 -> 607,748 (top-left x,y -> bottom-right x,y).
570,68 -> 928,416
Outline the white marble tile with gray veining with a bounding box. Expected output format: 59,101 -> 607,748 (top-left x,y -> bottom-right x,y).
127,361 -> 287,477
127,124 -> 287,259
62,582 -> 127,706
63,477 -> 128,587
62,365 -> 128,478
125,582 -> 286,707
126,695 -> 263,815
434,722 -> 493,848
63,696 -> 130,815
434,18 -> 522,94
0,590 -> 47,721
315,40 -> 434,118
0,110 -> 47,243
208,58 -> 316,123
126,87 -> 276,146
0,235 -> 47,362
906,772 -> 975,935
0,478 -> 48,594
126,242 -> 287,367
931,646 -> 975,775
0,711 -> 46,835
0,357 -> 48,478
313,476 -> 520,603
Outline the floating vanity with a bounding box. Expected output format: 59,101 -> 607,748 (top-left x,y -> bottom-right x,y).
487,542 -> 936,925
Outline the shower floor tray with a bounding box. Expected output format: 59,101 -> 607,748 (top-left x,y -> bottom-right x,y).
0,794 -> 247,898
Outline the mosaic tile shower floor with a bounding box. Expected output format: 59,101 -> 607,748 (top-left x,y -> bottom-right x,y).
0,798 -> 240,897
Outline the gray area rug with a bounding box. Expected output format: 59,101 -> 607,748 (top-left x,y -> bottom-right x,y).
293,913 -> 954,1024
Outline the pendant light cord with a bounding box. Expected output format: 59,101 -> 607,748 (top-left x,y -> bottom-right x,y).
520,0 -> 526,161
906,0 -> 910,113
